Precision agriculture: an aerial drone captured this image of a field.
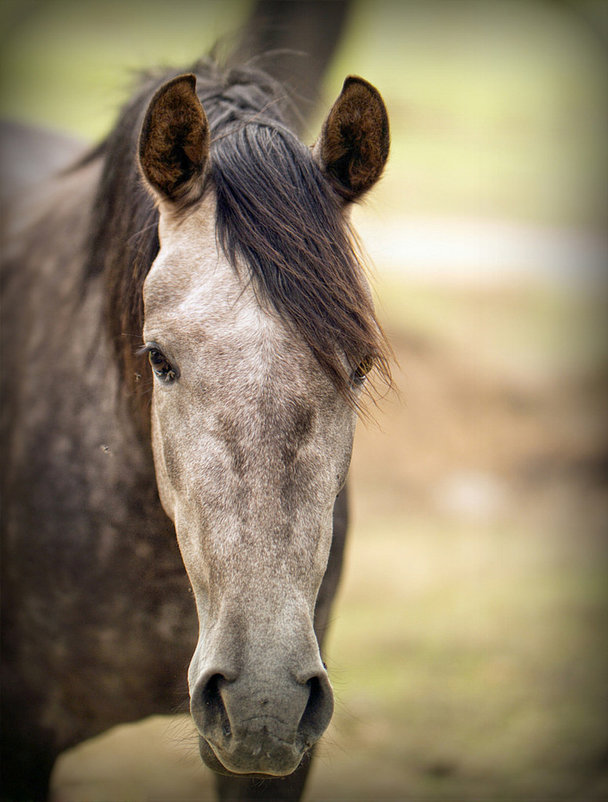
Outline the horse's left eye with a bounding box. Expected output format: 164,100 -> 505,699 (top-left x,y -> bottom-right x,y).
148,349 -> 177,383
353,356 -> 374,384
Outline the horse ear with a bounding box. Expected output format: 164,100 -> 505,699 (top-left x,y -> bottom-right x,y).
138,73 -> 209,208
314,76 -> 389,202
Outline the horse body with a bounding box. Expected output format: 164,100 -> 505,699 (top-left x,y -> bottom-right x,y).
1,58 -> 388,801
2,157 -> 197,793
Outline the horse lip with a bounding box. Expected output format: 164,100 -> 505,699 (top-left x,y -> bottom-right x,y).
198,732 -> 304,778
198,736 -> 238,776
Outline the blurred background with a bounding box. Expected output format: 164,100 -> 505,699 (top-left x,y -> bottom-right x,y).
1,0 -> 607,799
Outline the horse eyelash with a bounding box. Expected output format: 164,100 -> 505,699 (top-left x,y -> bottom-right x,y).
136,343 -> 163,357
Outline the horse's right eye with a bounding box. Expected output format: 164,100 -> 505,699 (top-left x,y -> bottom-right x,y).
353,355 -> 374,384
147,349 -> 178,383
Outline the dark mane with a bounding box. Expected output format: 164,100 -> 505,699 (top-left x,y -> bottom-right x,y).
85,57 -> 390,429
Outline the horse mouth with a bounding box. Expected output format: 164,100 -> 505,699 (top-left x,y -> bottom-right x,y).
198,732 -> 305,778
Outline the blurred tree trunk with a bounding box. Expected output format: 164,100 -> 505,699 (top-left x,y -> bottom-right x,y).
240,0 -> 353,133
544,0 -> 608,52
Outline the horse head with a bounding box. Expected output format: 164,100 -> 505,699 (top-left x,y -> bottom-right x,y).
137,73 -> 389,777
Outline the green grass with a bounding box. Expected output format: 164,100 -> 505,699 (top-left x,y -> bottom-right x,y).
0,0 -> 251,137
309,516 -> 608,800
373,276 -> 608,380
323,0 -> 608,228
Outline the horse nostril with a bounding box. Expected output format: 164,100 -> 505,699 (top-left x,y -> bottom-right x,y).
297,673 -> 334,747
197,672 -> 232,739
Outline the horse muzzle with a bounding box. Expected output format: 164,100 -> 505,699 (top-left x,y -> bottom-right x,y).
191,668 -> 333,776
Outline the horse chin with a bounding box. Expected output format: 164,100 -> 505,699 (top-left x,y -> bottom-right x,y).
198,734 -> 303,779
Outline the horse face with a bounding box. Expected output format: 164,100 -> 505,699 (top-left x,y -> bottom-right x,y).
143,199 -> 356,775
138,74 -> 388,777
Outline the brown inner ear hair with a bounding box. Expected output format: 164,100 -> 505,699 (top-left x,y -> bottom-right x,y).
318,76 -> 390,202
138,73 -> 210,209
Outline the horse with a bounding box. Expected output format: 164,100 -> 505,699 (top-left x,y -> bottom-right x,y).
0,56 -> 390,802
